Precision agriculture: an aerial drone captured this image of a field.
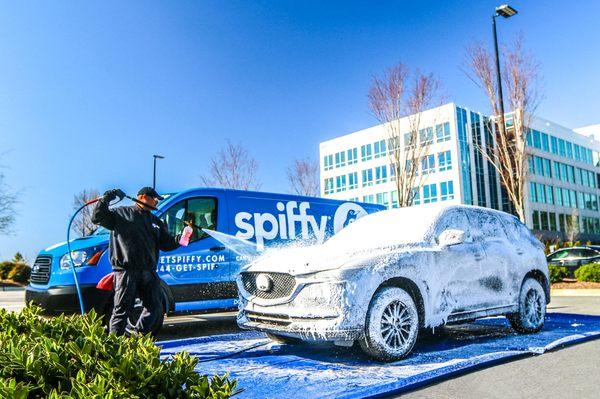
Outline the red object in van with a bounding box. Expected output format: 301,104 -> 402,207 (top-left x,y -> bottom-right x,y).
96,272 -> 114,291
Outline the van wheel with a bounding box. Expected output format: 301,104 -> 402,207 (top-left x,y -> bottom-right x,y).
266,333 -> 301,345
359,287 -> 419,362
102,295 -> 165,336
508,278 -> 546,333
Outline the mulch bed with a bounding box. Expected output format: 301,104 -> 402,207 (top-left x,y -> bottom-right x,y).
0,280 -> 25,288
552,279 -> 600,289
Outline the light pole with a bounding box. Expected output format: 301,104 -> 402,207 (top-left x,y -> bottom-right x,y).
492,4 -> 518,133
153,154 -> 164,189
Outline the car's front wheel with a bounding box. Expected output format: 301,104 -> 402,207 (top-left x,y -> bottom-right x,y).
359,287 -> 419,362
508,278 -> 546,333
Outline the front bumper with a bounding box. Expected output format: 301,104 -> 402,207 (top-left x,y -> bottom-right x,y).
25,284 -> 110,315
237,278 -> 369,342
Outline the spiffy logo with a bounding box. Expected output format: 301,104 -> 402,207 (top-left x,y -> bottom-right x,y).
152,223 -> 160,230
234,201 -> 368,249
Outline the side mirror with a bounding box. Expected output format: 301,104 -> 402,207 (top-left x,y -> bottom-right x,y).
438,229 -> 466,247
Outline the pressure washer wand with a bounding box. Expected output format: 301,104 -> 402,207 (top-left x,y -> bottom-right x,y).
66,193 -> 158,315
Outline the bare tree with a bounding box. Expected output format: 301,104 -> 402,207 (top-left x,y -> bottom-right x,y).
72,188 -> 101,237
287,157 -> 319,197
0,165 -> 18,235
201,140 -> 261,190
465,36 -> 542,222
368,63 -> 444,207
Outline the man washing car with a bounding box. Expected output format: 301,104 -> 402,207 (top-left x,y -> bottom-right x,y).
92,186 -> 191,336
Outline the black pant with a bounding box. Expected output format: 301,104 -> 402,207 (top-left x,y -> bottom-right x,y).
110,269 -> 162,336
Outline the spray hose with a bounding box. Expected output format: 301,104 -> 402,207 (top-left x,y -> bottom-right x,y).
66,194 -> 157,315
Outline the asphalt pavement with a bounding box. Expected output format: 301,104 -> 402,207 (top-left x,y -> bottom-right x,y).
2,290 -> 599,398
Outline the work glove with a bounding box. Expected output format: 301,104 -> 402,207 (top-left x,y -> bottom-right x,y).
103,188 -> 126,202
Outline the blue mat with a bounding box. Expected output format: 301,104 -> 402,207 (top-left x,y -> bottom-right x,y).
159,313 -> 600,399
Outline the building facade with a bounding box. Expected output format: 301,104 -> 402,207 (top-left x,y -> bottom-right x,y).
319,103 -> 600,239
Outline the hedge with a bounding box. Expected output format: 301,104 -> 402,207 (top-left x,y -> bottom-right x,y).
0,305 -> 240,398
574,263 -> 600,283
0,261 -> 31,284
549,265 -> 569,284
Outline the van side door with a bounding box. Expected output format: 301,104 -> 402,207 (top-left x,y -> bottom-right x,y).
158,195 -> 235,309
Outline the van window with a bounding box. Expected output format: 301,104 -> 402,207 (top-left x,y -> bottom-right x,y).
160,197 -> 217,243
470,211 -> 507,240
433,210 -> 471,241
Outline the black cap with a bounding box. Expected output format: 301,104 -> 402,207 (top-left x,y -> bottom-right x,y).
137,186 -> 164,200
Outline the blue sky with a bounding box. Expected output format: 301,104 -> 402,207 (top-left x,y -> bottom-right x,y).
1,0 -> 599,261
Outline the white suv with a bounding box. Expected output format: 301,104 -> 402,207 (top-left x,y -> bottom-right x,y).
236,205 -> 549,361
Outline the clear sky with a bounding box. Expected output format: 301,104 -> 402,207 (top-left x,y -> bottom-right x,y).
1,0 -> 599,262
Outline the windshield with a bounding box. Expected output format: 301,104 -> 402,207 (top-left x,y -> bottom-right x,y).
324,206 -> 442,251
92,193 -> 177,236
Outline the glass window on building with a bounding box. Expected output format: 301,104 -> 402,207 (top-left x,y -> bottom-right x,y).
336,175 -> 347,192
361,144 -> 372,161
375,165 -> 388,184
559,214 -> 566,232
324,154 -> 333,171
553,161 -> 561,180
440,181 -> 455,201
376,192 -> 389,208
543,158 -> 552,178
570,190 -> 577,208
412,187 -> 421,205
436,122 -> 451,142
438,150 -> 452,171
550,136 -> 559,154
549,212 -> 557,231
558,139 -> 566,157
335,151 -> 346,168
389,163 -> 397,180
541,133 -> 550,152
530,182 -> 537,202
578,192 -> 585,209
540,211 -> 549,231
324,178 -> 334,194
391,190 -> 399,208
362,168 -> 373,187
532,210 -> 540,230
526,129 -> 533,146
537,183 -> 546,203
560,163 -> 567,182
566,142 -> 573,159
556,187 -> 563,206
348,172 -> 358,190
528,157 -> 535,174
576,168 -> 584,185
533,130 -> 541,149
419,127 -> 434,144
374,139 -> 387,158
404,132 -> 416,147
568,165 -> 575,183
563,189 -> 571,207
347,148 -> 358,165
546,185 -> 554,205
423,183 -> 438,203
362,194 -> 374,203
534,157 -> 543,176
388,137 -> 399,154
421,154 -> 435,174
574,144 -> 581,161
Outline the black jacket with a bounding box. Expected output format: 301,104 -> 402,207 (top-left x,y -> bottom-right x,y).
91,198 -> 179,271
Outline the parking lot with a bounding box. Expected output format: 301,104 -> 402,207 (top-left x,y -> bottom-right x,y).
2,289 -> 599,398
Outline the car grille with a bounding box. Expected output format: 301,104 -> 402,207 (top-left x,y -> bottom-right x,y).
240,272 -> 296,299
30,255 -> 52,284
245,310 -> 291,326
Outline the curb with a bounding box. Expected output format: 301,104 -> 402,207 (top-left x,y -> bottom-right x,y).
551,289 -> 600,297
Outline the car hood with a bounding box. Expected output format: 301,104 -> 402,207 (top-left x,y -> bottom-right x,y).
243,242 -> 431,276
41,235 -> 109,257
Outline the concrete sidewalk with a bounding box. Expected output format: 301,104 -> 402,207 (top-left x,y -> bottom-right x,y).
551,289 -> 600,296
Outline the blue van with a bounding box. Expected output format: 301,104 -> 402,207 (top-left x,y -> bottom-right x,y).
26,188 -> 384,331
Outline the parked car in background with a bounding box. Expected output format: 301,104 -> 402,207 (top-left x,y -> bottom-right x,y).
546,246 -> 600,276
237,205 -> 550,362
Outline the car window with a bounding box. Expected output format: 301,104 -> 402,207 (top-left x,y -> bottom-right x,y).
579,249 -> 600,259
470,211 -> 507,241
432,209 -> 471,241
160,197 -> 217,243
547,249 -> 571,261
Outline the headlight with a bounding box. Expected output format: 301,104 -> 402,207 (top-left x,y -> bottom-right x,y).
60,246 -> 107,270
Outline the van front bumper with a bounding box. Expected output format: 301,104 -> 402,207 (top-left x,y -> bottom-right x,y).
25,284 -> 110,315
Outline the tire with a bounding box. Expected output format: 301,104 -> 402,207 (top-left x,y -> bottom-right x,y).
359,287 -> 419,362
507,278 -> 546,334
102,295 -> 165,336
266,333 -> 301,345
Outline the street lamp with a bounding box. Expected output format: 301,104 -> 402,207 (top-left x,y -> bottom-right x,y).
153,154 -> 164,189
492,4 -> 518,133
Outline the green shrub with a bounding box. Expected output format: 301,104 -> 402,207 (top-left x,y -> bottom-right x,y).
575,263 -> 600,283
549,265 -> 569,284
0,305 -> 240,398
0,261 -> 13,280
7,263 -> 31,284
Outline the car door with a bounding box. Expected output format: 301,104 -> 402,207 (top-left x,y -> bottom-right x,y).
158,195 -> 235,307
432,209 -> 487,313
469,210 -> 513,309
